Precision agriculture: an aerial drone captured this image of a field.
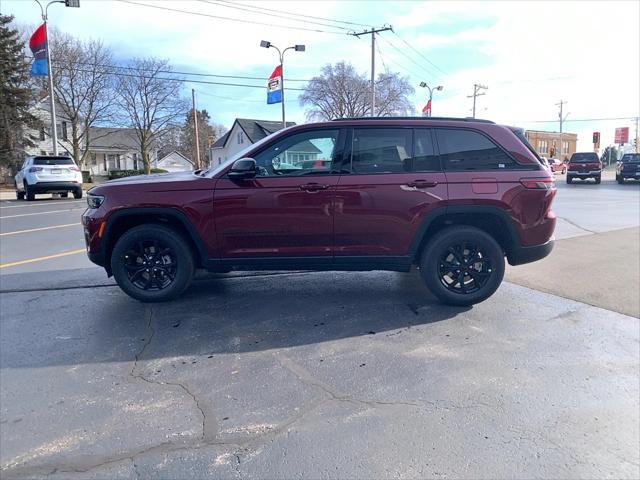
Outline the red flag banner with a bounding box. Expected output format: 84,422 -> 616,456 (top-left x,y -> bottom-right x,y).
29,23 -> 48,76
422,99 -> 431,115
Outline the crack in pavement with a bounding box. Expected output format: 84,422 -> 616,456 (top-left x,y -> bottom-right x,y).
557,216 -> 598,234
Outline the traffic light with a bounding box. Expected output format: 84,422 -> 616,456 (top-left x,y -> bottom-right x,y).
65,0 -> 80,6
593,132 -> 600,144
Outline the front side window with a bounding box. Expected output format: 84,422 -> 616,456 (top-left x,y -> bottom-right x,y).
436,129 -> 515,171
253,129 -> 339,177
351,128 -> 412,174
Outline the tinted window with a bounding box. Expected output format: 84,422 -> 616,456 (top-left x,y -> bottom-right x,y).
436,129 -> 515,171
570,152 -> 598,162
621,154 -> 640,162
413,129 -> 440,172
253,129 -> 339,177
351,128 -> 412,174
33,157 -> 74,165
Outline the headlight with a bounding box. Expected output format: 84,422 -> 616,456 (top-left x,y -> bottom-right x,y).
87,194 -> 105,209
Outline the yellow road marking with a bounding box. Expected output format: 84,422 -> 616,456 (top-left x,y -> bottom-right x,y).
0,208 -> 83,219
0,223 -> 81,237
0,200 -> 85,209
0,248 -> 86,269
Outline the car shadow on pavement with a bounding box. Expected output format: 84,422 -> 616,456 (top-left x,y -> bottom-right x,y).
1,270 -> 470,368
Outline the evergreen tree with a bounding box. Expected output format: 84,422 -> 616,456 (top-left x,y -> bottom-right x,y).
0,15 -> 39,167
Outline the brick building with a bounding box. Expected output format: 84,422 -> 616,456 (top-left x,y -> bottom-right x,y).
524,130 -> 578,161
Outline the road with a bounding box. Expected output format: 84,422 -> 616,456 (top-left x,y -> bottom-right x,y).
1,174 -> 639,479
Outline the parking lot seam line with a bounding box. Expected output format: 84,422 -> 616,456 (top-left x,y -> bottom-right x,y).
0,223 -> 81,236
0,208 -> 85,219
0,200 -> 86,209
0,283 -> 117,294
557,216 -> 598,234
0,248 -> 86,269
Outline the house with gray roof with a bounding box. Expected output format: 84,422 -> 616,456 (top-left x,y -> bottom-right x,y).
209,118 -> 295,166
86,127 -> 157,176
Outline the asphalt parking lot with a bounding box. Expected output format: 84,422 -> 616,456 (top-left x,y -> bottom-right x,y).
1,172 -> 639,479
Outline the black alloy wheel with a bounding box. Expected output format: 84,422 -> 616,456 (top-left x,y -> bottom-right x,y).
437,242 -> 493,295
123,239 -> 177,291
111,224 -> 195,302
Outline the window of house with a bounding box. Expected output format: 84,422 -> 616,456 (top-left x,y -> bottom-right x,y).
539,140 -> 548,154
132,153 -> 138,170
40,150 -> 47,155
237,131 -> 244,144
91,153 -> 97,166
562,141 -> 568,154
351,128 -> 412,174
39,127 -> 46,141
61,122 -> 68,141
253,129 -> 338,177
436,129 -> 515,171
413,129 -> 440,172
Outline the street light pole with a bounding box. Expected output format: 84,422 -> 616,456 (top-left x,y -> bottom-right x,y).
34,0 -> 79,156
261,41 -> 305,129
419,82 -> 443,117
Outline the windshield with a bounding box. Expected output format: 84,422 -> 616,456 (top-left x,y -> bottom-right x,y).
621,154 -> 640,162
33,157 -> 74,165
570,153 -> 598,162
203,129 -> 289,177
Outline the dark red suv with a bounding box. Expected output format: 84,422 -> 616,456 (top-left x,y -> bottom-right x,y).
82,118 -> 556,306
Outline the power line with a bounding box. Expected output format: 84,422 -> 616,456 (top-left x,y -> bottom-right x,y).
213,0 -> 371,28
196,89 -> 265,104
515,116 -> 637,123
68,67 -> 307,91
116,0 -> 348,35
374,36 -> 425,80
391,30 -> 448,78
376,33 -> 439,82
198,0 -> 351,31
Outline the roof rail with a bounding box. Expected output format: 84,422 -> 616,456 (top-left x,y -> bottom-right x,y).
331,116 -> 495,124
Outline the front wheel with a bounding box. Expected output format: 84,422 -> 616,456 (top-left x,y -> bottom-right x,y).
419,226 -> 505,306
73,188 -> 83,199
566,176 -> 573,184
594,175 -> 601,184
111,224 -> 195,302
16,186 -> 25,200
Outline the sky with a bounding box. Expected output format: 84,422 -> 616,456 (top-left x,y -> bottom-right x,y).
3,0 -> 639,152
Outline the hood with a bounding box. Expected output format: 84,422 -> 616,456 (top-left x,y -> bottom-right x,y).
105,171 -> 195,185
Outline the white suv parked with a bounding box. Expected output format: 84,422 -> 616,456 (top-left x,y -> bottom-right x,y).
15,156 -> 83,201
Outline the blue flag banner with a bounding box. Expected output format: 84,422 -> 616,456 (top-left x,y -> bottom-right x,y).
267,65 -> 282,104
29,23 -> 48,76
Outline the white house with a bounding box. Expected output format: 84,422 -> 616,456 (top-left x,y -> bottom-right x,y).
24,97 -> 75,157
85,127 -> 155,177
209,118 -> 295,166
156,151 -> 193,172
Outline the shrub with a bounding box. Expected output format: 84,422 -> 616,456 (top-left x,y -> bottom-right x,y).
108,169 -> 168,180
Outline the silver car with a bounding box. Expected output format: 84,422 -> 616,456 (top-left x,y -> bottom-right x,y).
15,155 -> 83,201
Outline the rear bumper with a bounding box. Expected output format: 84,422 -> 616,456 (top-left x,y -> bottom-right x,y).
567,171 -> 601,177
507,239 -> 554,266
29,181 -> 81,193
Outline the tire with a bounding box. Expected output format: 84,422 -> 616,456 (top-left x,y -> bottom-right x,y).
24,182 -> 35,201
419,226 -> 505,306
562,167 -> 566,174
73,188 -> 83,199
566,176 -> 573,184
16,187 -> 25,200
617,175 -> 624,184
594,176 -> 601,184
60,192 -> 69,198
111,224 -> 195,302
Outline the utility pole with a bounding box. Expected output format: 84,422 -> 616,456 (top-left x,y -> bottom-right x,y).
349,25 -> 393,117
635,116 -> 639,153
556,100 -> 569,160
467,84 -> 488,118
34,0 -> 80,156
191,89 -> 201,170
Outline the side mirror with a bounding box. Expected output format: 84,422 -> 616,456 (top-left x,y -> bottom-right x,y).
228,158 -> 257,180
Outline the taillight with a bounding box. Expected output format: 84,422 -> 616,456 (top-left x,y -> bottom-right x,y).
520,178 -> 555,189
620,164 -> 625,171
28,167 -> 43,173
70,166 -> 80,172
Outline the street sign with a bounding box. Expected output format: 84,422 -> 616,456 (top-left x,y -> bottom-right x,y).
614,127 -> 629,144
65,0 -> 80,7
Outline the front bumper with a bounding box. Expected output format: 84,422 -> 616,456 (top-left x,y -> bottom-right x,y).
619,171 -> 640,179
507,239 -> 554,266
29,181 -> 81,193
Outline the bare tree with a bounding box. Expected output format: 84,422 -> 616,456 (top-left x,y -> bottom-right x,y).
50,32 -> 115,168
116,58 -> 187,174
300,61 -> 415,121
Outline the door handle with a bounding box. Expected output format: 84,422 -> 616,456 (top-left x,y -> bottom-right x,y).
406,180 -> 438,188
300,183 -> 329,192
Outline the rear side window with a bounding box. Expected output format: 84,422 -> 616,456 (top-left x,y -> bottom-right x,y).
351,128 -> 412,174
570,153 -> 598,162
33,157 -> 74,165
436,129 -> 515,171
413,129 -> 440,172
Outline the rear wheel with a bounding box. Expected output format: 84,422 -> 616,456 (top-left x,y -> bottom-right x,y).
16,186 -> 24,200
617,175 -> 624,184
419,226 -> 505,306
73,188 -> 83,199
24,182 -> 35,201
561,166 -> 566,174
594,175 -> 601,184
60,192 -> 69,198
111,224 -> 195,302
